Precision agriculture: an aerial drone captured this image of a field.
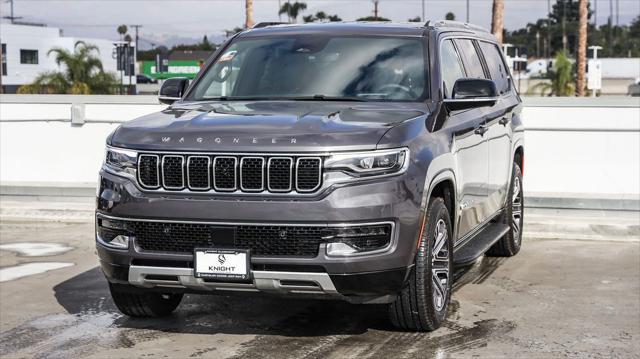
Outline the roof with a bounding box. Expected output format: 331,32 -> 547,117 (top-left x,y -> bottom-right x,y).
242,20 -> 490,38
168,50 -> 212,61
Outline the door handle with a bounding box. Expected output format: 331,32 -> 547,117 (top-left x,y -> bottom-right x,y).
499,117 -> 510,126
474,125 -> 488,136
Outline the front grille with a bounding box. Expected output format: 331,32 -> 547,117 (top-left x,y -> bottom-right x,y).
129,221 -> 329,257
137,153 -> 322,194
98,217 -> 393,258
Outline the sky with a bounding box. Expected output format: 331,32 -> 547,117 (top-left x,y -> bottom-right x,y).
1,0 -> 639,49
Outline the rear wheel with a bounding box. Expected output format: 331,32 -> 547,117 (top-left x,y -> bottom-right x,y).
487,162 -> 523,257
388,197 -> 453,332
109,283 -> 183,317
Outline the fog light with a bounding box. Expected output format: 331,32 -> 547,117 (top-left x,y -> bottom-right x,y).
326,242 -> 358,256
97,218 -> 130,249
324,224 -> 392,256
106,235 -> 130,249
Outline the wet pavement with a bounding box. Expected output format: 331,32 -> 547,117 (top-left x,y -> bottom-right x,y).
0,221 -> 638,358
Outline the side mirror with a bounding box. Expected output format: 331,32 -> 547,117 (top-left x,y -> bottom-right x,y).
444,78 -> 498,111
158,77 -> 189,104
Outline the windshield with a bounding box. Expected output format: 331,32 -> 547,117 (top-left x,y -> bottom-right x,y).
188,35 -> 427,102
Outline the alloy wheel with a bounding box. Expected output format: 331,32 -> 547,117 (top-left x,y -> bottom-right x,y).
431,219 -> 450,312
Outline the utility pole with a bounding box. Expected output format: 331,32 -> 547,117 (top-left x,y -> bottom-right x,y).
421,0 -> 425,22
594,0 -> 597,26
466,0 -> 469,23
562,0 -> 567,51
609,0 -> 613,56
373,0 -> 379,20
615,0 -> 619,26
547,0 -> 551,58
2,0 -> 23,23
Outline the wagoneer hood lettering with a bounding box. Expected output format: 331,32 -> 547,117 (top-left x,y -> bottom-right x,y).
110,101 -> 427,152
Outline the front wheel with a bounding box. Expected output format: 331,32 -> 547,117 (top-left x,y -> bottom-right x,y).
388,197 -> 453,332
109,283 -> 183,317
487,162 -> 524,257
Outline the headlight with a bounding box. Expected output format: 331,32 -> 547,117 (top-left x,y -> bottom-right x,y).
104,147 -> 137,177
324,148 -> 408,177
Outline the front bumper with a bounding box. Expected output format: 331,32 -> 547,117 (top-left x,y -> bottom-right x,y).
96,168 -> 423,300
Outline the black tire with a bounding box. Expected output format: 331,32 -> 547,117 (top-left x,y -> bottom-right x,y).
109,283 -> 183,317
487,162 -> 524,257
388,197 -> 453,332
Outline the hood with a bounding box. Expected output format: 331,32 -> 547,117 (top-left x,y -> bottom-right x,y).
110,101 -> 427,152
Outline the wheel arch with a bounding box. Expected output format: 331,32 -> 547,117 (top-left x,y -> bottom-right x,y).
424,171 -> 457,242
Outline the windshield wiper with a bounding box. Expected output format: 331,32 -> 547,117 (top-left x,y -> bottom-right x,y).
201,95 -> 368,102
285,95 -> 368,102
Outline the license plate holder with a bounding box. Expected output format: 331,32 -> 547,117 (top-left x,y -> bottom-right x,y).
193,248 -> 250,281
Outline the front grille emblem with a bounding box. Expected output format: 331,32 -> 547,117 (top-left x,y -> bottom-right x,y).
279,230 -> 287,239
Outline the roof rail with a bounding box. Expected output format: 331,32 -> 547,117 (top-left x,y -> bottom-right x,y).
426,20 -> 489,33
253,22 -> 290,29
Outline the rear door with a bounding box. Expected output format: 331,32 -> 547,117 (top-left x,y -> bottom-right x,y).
440,38 -> 490,240
477,40 -> 516,213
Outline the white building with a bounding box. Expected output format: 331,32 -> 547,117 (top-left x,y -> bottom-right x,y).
0,23 -> 134,93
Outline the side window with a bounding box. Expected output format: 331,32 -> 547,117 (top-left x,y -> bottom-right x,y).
454,39 -> 486,79
440,40 -> 465,99
478,41 -> 510,94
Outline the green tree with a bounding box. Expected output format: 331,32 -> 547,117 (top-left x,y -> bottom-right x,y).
279,1 -> 307,23
303,11 -> 341,23
531,51 -> 575,96
357,16 -> 390,21
408,16 -> 421,22
17,41 -> 118,94
445,12 -> 455,21
117,25 -> 128,40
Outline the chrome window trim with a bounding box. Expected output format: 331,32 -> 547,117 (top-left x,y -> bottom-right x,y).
240,156 -> 265,192
267,157 -> 293,193
137,154 -> 160,189
186,155 -> 211,190
296,157 -> 323,193
213,156 -> 238,192
161,155 -> 185,190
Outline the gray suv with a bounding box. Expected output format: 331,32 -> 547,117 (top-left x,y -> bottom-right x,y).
97,21 -> 524,332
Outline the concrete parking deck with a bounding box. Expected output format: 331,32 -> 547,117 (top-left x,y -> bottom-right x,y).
0,219 -> 638,359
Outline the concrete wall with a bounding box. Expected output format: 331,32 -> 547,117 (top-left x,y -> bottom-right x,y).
1,95 -> 639,209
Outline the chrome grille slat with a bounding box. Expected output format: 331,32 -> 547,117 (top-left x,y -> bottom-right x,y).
137,153 -> 322,194
138,154 -> 160,189
240,157 -> 265,191
296,157 -> 322,192
213,156 -> 237,191
186,156 -> 211,190
267,157 -> 293,192
162,155 -> 185,190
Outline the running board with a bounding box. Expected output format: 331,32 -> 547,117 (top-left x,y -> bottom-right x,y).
453,222 -> 510,265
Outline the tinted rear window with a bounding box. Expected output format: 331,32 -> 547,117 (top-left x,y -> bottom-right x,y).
454,39 -> 486,79
479,41 -> 510,94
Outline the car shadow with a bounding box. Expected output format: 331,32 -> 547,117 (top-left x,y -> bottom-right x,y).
53,257 -> 506,337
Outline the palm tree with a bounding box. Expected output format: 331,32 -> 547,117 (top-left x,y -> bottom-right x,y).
576,0 -> 588,96
491,0 -> 504,43
531,51 -> 575,96
245,0 -> 254,28
117,25 -> 128,40
17,41 -> 117,94
279,1 -> 307,23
